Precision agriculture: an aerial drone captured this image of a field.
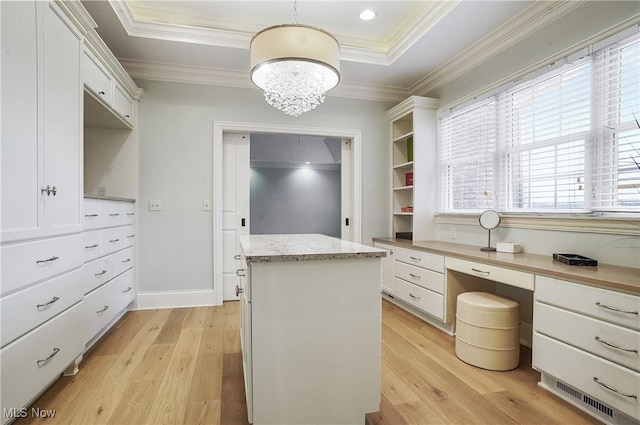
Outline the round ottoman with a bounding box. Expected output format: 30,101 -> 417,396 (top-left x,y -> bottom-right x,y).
455,292 -> 520,371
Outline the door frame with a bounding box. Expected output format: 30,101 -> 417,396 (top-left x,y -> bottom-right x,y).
212,121 -> 362,305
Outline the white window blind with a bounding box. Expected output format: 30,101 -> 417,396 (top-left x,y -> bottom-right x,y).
438,100 -> 496,212
437,30 -> 640,214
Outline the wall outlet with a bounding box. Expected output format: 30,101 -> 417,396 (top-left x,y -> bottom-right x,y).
203,200 -> 211,211
149,200 -> 162,211
98,186 -> 106,196
450,226 -> 456,239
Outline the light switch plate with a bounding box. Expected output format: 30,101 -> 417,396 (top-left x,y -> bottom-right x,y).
149,200 -> 162,211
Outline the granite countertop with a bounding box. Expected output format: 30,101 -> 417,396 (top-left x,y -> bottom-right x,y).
373,237 -> 640,295
240,234 -> 386,263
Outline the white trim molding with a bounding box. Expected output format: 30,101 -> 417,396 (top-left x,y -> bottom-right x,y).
436,214 -> 640,236
136,290 -> 217,310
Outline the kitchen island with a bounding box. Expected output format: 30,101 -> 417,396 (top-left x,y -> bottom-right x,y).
237,234 -> 386,425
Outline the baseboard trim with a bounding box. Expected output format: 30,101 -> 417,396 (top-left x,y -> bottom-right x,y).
136,289 -> 218,310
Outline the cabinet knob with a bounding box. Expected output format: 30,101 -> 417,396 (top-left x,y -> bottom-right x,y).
99,91 -> 105,95
235,285 -> 244,297
51,186 -> 57,196
234,254 -> 242,260
41,185 -> 52,196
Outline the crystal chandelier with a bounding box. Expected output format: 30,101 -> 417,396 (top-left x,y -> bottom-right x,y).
250,1 -> 340,117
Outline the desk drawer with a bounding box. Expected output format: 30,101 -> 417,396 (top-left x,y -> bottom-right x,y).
1,234 -> 83,296
85,269 -> 134,342
83,230 -> 99,263
395,278 -> 444,320
536,276 -> 639,331
535,302 -> 640,372
83,198 -> 101,230
446,257 -> 534,291
0,301 -> 84,418
123,225 -> 135,248
98,227 -> 124,257
395,247 -> 444,273
1,268 -> 84,347
84,256 -> 113,294
533,333 -> 639,420
124,203 -> 135,225
395,262 -> 443,294
113,247 -> 134,277
99,201 -> 124,228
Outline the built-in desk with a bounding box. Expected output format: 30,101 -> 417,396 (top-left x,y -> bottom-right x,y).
373,238 -> 640,425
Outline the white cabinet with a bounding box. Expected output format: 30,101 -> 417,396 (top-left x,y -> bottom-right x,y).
533,276 -> 640,424
387,96 -> 439,241
374,242 -> 395,294
1,1 -> 82,243
393,246 -> 445,320
83,48 -> 113,105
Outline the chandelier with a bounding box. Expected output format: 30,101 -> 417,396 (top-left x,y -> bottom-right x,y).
250,2 -> 340,117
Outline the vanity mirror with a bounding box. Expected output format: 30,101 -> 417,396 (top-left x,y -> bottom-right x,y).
479,209 -> 500,252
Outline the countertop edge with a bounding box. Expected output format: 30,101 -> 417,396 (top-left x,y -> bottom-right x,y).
245,252 -> 385,263
373,237 -> 639,295
84,194 -> 136,203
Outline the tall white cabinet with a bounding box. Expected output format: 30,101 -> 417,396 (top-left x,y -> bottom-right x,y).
1,1 -> 82,243
387,96 -> 439,241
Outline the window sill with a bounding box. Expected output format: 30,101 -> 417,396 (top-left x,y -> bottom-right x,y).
435,213 -> 640,236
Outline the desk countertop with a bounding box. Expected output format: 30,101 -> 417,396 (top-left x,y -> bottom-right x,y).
241,234 -> 386,263
373,238 -> 639,295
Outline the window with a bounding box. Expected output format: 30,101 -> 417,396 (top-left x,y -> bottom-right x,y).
438,31 -> 640,214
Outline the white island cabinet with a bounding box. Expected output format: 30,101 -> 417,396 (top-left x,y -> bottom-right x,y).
238,234 -> 385,425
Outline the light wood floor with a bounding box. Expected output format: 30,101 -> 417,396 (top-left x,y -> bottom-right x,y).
15,300 -> 600,425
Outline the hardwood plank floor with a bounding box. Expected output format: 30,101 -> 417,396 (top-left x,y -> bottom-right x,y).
14,300 -> 600,425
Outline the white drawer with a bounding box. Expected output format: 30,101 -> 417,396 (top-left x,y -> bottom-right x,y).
84,256 -> 113,294
123,225 -> 135,248
98,227 -> 124,257
114,83 -> 134,125
85,269 -> 134,342
395,247 -> 444,273
535,302 -> 640,372
395,261 -> 444,294
536,276 -> 639,331
113,247 -> 134,277
82,49 -> 112,106
1,234 -> 83,296
394,277 -> 444,320
124,203 -> 135,225
446,257 -> 534,291
0,302 -> 84,419
83,198 -> 101,230
533,333 -> 640,420
83,230 -> 99,263
99,201 -> 125,228
1,268 -> 84,348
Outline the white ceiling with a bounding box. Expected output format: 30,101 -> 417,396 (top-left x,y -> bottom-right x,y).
81,1 -> 583,102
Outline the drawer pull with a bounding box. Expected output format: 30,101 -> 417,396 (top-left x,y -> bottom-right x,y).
234,254 -> 242,260
36,256 -> 59,264
110,239 -> 120,243
123,287 -> 132,293
595,302 -> 638,315
409,256 -> 421,262
127,235 -> 135,238
471,268 -> 490,275
85,214 -> 99,217
85,244 -> 99,249
97,305 -> 109,314
409,293 -> 421,301
593,377 -> 637,399
36,348 -> 60,366
409,273 -> 421,280
236,285 -> 244,297
127,213 -> 135,216
95,270 -> 108,277
236,269 -> 246,277
99,91 -> 105,95
122,259 -> 131,263
594,336 -> 638,353
109,213 -> 120,216
36,296 -> 60,308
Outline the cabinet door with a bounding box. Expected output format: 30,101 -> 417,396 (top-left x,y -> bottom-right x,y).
1,1 -> 44,242
42,2 -> 82,237
374,242 -> 395,294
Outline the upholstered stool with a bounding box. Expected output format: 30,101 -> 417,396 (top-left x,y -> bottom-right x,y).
455,292 -> 520,371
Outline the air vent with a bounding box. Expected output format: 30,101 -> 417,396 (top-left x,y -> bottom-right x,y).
556,381 -> 582,400
583,394 -> 614,418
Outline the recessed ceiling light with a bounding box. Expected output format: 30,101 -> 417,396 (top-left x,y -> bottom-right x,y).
359,9 -> 375,21
305,161 -> 311,165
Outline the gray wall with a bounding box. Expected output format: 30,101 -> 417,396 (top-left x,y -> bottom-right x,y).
250,166 -> 341,237
136,81 -> 393,293
424,1 -> 640,268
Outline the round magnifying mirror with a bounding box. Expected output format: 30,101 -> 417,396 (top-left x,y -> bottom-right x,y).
479,210 -> 500,251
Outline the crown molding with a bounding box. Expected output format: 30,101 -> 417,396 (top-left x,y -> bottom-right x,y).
411,0 -> 587,95
119,59 -> 407,103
